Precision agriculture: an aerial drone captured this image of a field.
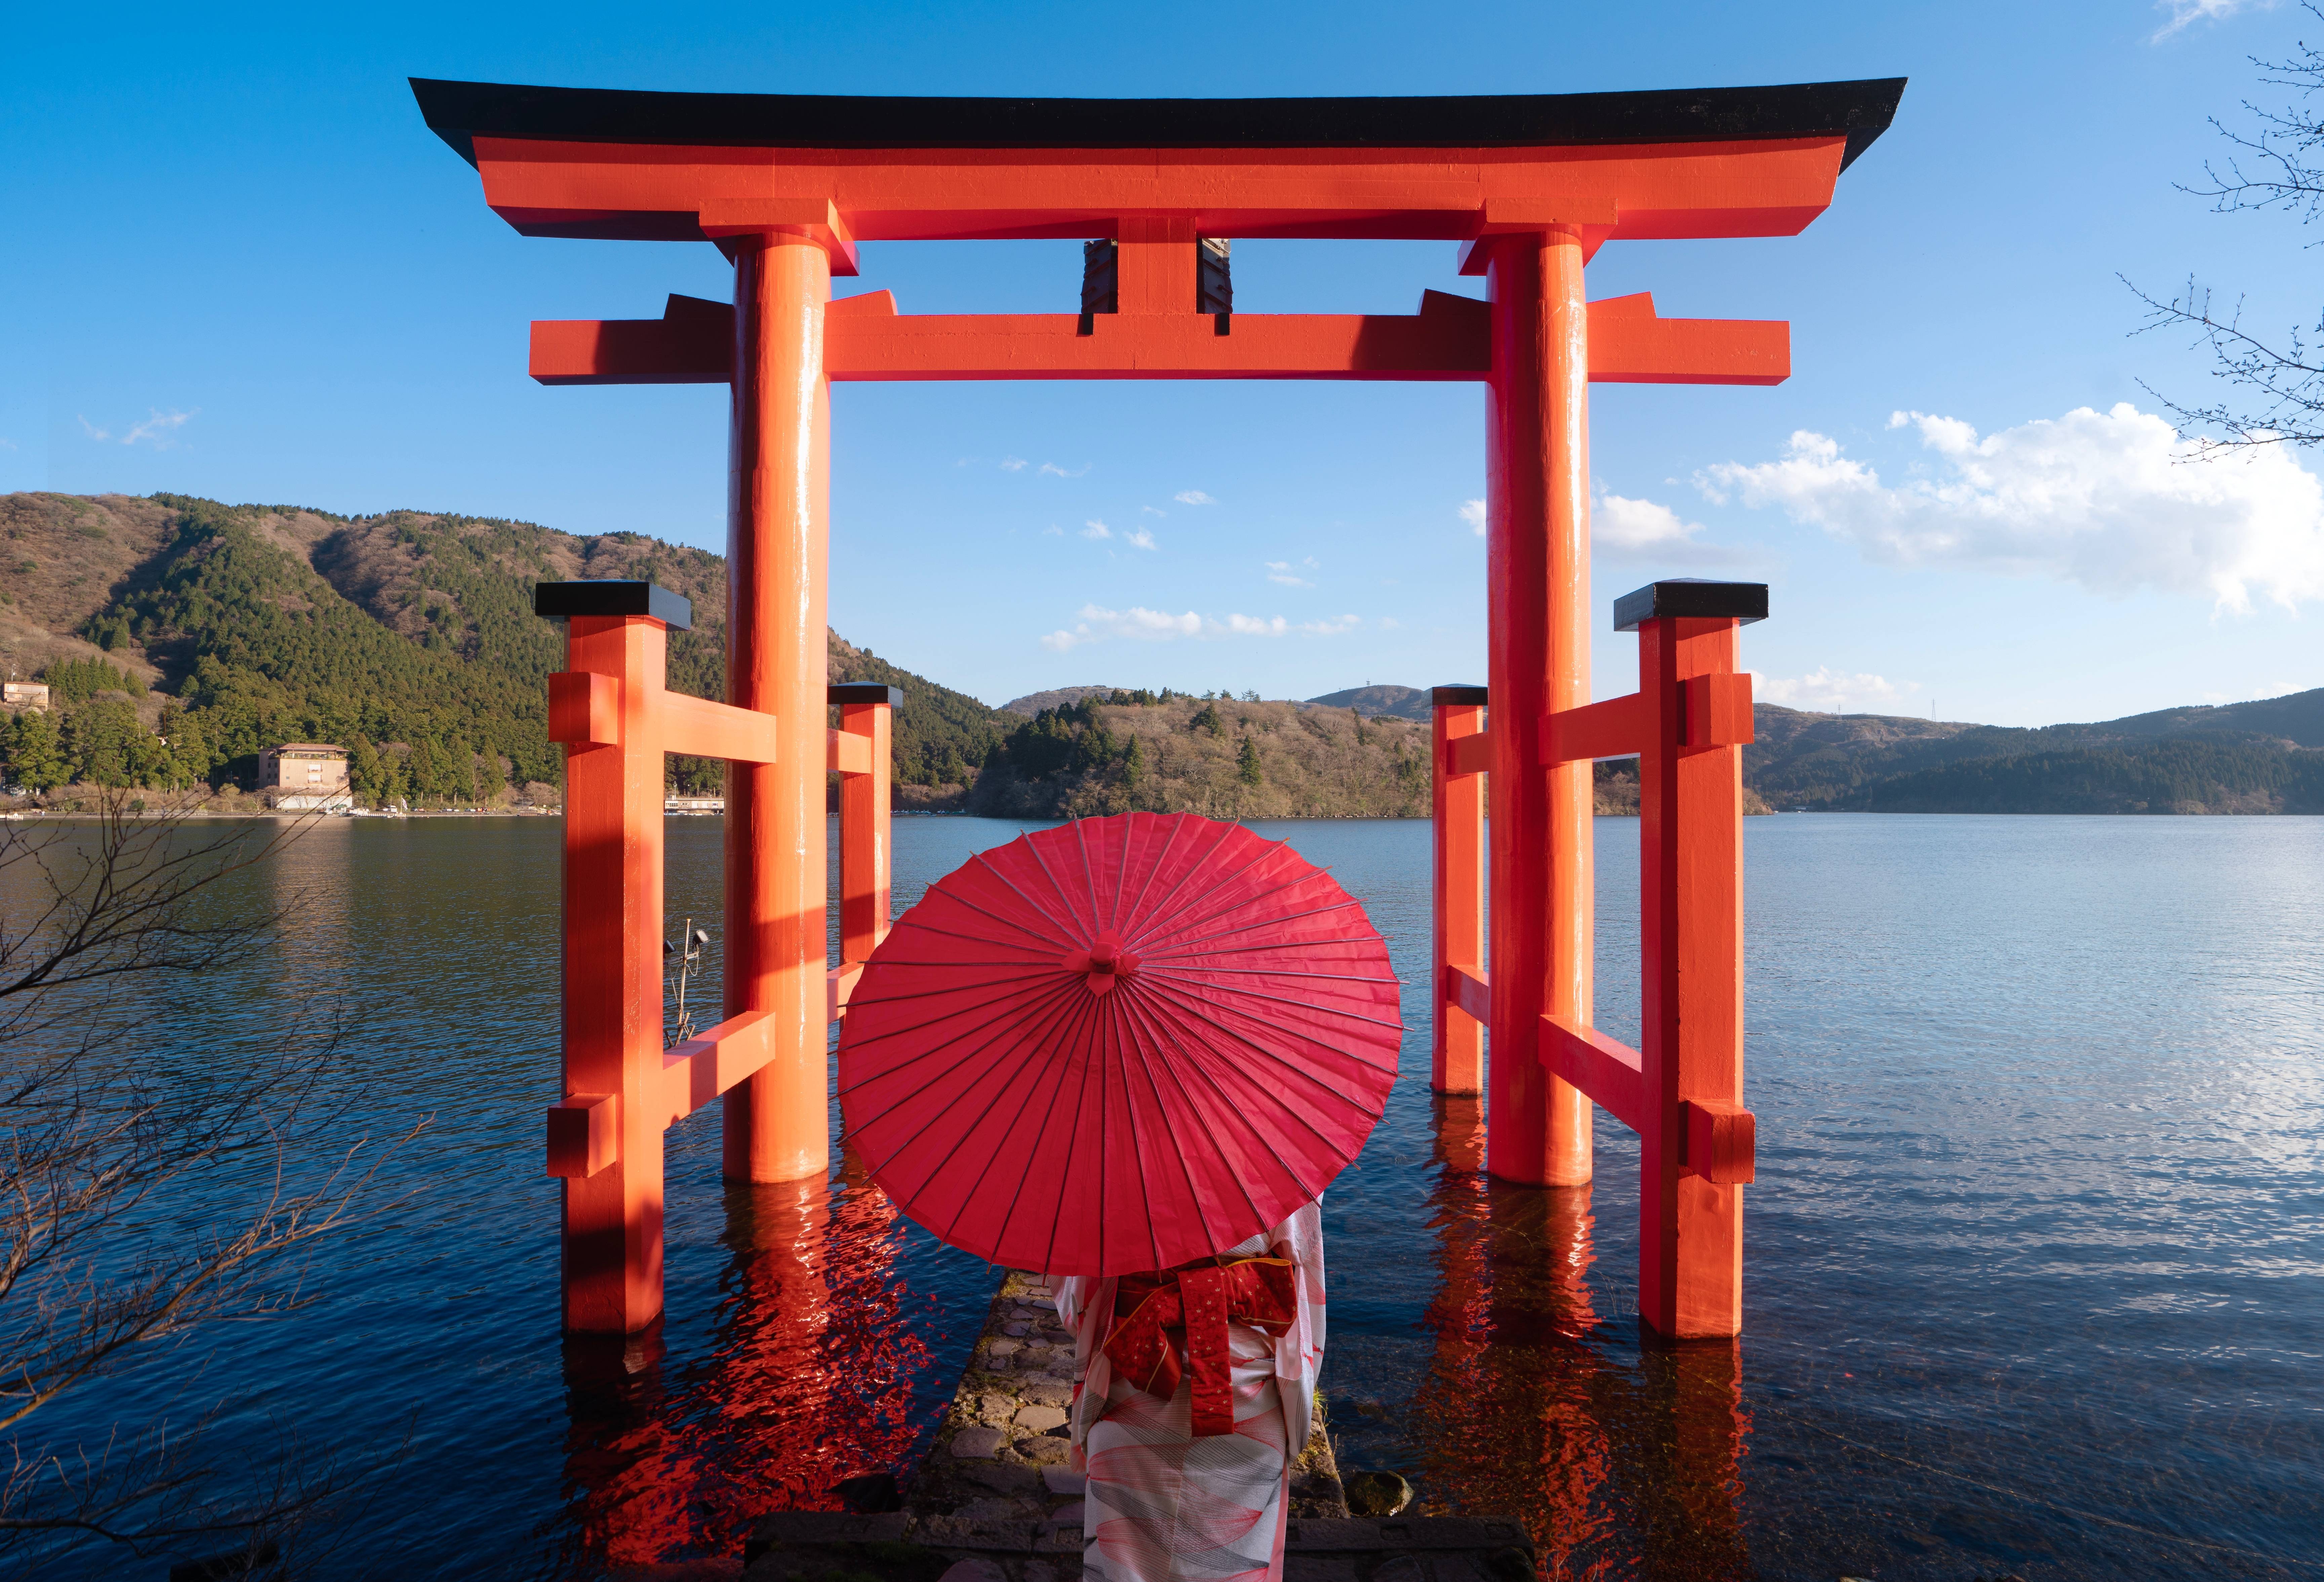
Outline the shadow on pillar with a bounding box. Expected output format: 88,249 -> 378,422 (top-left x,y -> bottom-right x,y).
545,1168 -> 944,1574
1408,1099 -> 1752,1581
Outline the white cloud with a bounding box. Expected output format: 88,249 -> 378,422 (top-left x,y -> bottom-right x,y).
1124,527 -> 1157,551
1000,456 -> 1028,471
1753,667 -> 1915,714
2153,0 -> 2267,40
78,407 -> 197,449
1040,604 -> 1360,650
1699,402 -> 2324,613
1041,462 -> 1091,478
1042,525 -> 1064,536
1081,520 -> 1113,540
1596,493 -> 1706,554
1460,498 -> 1486,536
1265,560 -> 1314,587
1141,505 -> 1165,517
1174,490 -> 1216,505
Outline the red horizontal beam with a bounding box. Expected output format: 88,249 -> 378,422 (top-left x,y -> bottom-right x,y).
829,960 -> 863,1021
662,692 -> 778,764
530,290 -> 1785,387
472,134 -> 1850,247
827,728 -> 874,776
1445,729 -> 1494,778
1540,1015 -> 1646,1134
1540,692 -> 1645,766
1444,964 -> 1490,1024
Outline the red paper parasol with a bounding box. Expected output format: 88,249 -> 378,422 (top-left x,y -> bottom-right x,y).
836,812 -> 1400,1277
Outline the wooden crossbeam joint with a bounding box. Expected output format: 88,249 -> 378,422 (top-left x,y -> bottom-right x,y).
663,692 -> 779,764
827,728 -> 874,776
1539,1016 -> 1647,1136
1680,672 -> 1755,748
1681,1099 -> 1757,1184
1443,964 -> 1490,1024
1540,692 -> 1643,766
1444,731 -> 1493,779
828,961 -> 863,1022
545,1094 -> 617,1178
547,671 -> 620,746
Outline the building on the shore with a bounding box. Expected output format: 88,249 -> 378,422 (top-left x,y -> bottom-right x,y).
2,682 -> 51,712
262,742 -> 354,809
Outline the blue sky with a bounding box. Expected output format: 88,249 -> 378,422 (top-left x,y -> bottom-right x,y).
4,1 -> 2319,723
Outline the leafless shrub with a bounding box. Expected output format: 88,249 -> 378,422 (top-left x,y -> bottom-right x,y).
2129,4 -> 2324,450
0,792 -> 414,1574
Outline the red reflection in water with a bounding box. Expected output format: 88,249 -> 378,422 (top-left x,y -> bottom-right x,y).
547,1170 -> 945,1575
1411,1098 -> 1752,1581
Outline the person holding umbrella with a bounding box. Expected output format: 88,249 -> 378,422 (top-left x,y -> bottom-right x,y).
838,812 -> 1402,1582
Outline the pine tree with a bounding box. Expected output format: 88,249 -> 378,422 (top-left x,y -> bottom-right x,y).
6,709 -> 69,790
1237,734 -> 1263,786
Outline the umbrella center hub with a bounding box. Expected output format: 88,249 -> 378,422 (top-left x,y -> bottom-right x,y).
1064,934 -> 1142,996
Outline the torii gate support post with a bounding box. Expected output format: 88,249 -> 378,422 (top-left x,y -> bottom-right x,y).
550,602 -> 671,1335
833,683 -> 899,970
1431,686 -> 1488,1095
1481,229 -> 1594,1187
724,232 -> 836,1187
1636,603 -> 1753,1337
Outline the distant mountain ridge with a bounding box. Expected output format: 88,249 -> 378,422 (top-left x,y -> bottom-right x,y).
4,490 -> 2313,814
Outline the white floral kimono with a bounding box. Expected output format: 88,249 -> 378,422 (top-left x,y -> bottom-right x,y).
1051,1201 -> 1327,1582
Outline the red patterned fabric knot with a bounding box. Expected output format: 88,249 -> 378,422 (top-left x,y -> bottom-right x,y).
1103,1254 -> 1297,1437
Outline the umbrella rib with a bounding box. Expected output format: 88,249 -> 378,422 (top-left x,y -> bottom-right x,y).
966,980 -> 1097,1266
1111,979 -> 1275,1251
1024,835 -> 1097,943
1117,813 -> 1186,939
1141,899 -> 1372,958
837,976 -> 1090,1113
1113,982 -> 1295,1231
1133,971 -> 1408,1036
966,848 -> 1085,945
1108,812 -> 1132,933
888,919 -> 1066,955
1138,970 -> 1402,1077
1137,936 -> 1385,962
837,971 -> 1086,1061
878,974 -> 1095,1222
1117,818 -> 1246,950
923,885 -> 1072,949
1110,978 -> 1207,1272
1130,852 -> 1308,947
1036,984 -> 1105,1276
1132,869 -> 1351,954
1145,965 -> 1401,986
1131,974 -> 1398,1116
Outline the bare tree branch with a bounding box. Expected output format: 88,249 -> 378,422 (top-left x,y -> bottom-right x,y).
2129,3 -> 2324,451
0,789 -> 418,1573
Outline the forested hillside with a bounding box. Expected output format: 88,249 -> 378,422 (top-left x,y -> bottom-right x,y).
6,491 -> 2313,816
0,491 -> 1002,806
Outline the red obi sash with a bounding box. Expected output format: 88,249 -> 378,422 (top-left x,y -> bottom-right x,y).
1102,1255 -> 1297,1437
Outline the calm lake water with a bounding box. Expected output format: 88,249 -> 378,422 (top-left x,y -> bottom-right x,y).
18,814 -> 2323,1581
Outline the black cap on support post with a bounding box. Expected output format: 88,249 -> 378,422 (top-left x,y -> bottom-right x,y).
1431,685 -> 1489,706
829,683 -> 904,708
1612,579 -> 1767,632
533,580 -> 694,630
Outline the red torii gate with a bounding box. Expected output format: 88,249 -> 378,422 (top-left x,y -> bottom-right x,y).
412,75 -> 1901,1337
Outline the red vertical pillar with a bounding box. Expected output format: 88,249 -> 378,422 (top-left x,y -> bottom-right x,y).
1431,688 -> 1486,1094
558,612 -> 669,1333
1484,230 -> 1594,1186
832,684 -> 897,967
725,234 -> 833,1185
1637,615 -> 1748,1338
